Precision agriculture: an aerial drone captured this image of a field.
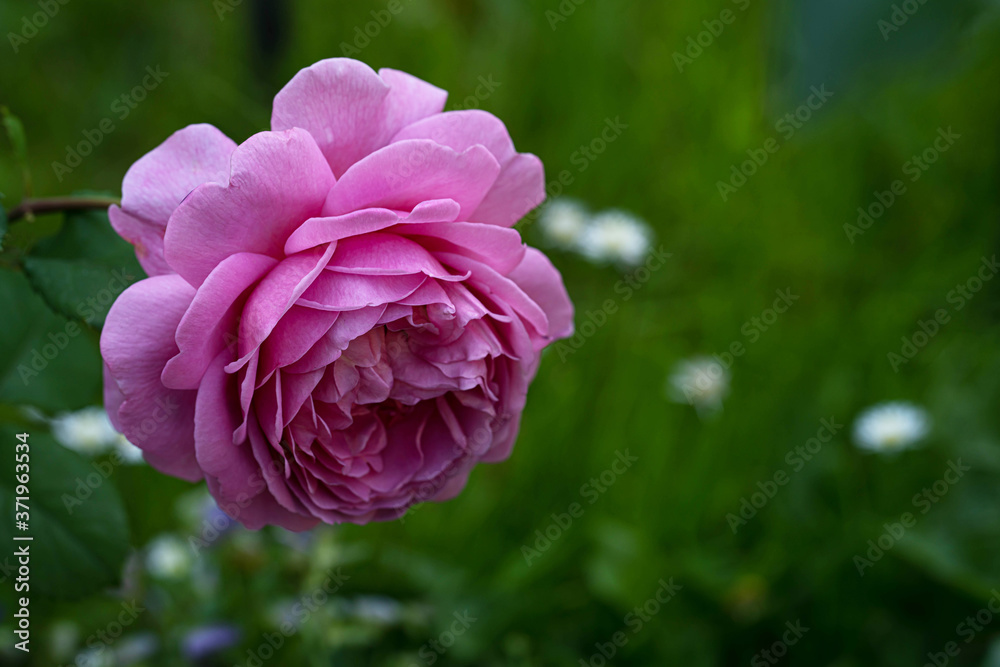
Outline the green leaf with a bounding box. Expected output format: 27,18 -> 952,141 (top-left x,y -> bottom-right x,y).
0,428 -> 131,599
1,108 -> 28,166
22,205 -> 143,328
1,106 -> 32,197
0,267 -> 102,412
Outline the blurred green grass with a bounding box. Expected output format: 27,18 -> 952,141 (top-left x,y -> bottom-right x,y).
3,0 -> 1000,664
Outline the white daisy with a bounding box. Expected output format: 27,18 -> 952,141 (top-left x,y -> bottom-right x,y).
145,535 -> 193,580
853,402 -> 930,453
578,209 -> 652,266
538,198 -> 589,249
51,406 -> 120,455
667,357 -> 730,414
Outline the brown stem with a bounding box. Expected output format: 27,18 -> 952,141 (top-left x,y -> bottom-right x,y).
7,195 -> 120,222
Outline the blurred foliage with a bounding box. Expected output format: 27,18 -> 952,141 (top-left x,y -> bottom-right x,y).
2,0 -> 1000,665
22,204 -> 143,328
0,428 -> 130,599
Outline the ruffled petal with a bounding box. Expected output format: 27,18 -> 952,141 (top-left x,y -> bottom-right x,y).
162,252 -> 278,390
322,140 -> 500,220
507,247 -> 574,342
391,110 -> 515,166
110,124 -> 236,275
164,129 -> 334,286
271,59 -> 446,177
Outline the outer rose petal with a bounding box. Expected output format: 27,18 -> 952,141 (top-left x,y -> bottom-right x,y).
207,476 -> 318,532
164,129 -> 334,287
271,59 -> 447,177
102,363 -> 127,436
507,247 -> 575,341
110,124 -> 236,275
469,153 -> 546,227
100,275 -> 201,481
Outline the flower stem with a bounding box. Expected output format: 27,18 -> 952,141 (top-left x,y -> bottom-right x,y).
7,195 -> 121,223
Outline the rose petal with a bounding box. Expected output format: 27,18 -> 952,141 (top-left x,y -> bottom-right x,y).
284,199 -> 462,255
111,124 -> 236,275
468,153 -> 545,227
299,272 -> 425,312
322,140 -> 500,219
507,247 -> 574,341
271,59 -> 446,177
162,252 -> 278,390
398,221 -> 527,276
100,275 -> 200,481
391,110 -> 515,166
164,128 -> 334,286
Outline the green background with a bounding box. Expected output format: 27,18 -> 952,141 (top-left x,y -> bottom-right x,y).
3,0 -> 1000,664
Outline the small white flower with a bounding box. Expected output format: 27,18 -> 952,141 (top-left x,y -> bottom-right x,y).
145,535 -> 192,580
51,407 -> 119,455
853,402 -> 930,453
539,198 -> 589,249
48,621 -> 79,661
114,633 -> 159,665
667,357 -> 730,414
578,209 -> 652,266
72,647 -> 115,667
113,436 -> 146,465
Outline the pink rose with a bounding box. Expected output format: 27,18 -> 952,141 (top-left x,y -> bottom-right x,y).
100,59 -> 573,528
